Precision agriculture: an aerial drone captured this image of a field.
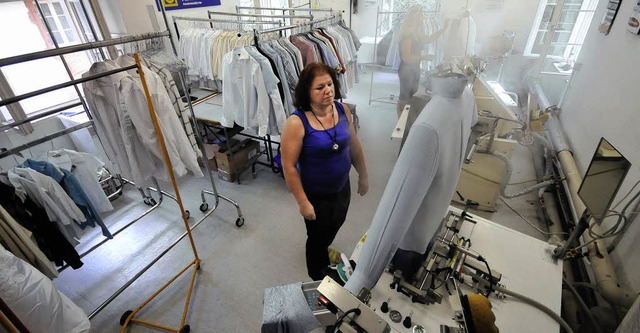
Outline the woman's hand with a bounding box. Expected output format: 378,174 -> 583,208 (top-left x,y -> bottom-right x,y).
357,176 -> 369,196
299,200 -> 316,220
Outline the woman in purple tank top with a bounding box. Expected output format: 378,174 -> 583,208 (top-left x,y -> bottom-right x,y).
281,63 -> 369,281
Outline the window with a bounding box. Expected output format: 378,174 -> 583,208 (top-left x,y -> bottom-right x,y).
39,0 -> 80,46
0,0 -> 101,127
524,0 -> 598,75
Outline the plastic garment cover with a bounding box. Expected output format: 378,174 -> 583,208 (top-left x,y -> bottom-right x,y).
0,244 -> 90,333
344,75 -> 477,294
261,282 -> 320,333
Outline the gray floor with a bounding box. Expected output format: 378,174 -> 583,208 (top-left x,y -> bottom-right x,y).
53,67 -> 546,332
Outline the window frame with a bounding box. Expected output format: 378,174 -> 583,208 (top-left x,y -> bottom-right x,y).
524,0 -> 598,74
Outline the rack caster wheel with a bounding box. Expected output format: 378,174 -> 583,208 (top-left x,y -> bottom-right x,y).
120,310 -> 133,325
235,217 -> 245,227
185,210 -> 190,219
195,262 -> 201,270
149,198 -> 157,205
179,324 -> 190,333
143,198 -> 151,205
199,203 -> 209,212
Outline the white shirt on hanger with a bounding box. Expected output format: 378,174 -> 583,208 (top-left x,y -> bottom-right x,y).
221,47 -> 271,136
47,149 -> 114,213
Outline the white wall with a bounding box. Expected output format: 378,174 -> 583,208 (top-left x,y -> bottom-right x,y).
557,0 -> 640,291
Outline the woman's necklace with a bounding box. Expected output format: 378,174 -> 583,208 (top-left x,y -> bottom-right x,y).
310,105 -> 339,152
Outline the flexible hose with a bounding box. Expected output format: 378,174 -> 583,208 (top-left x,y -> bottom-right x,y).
494,285 -> 573,333
563,278 -> 604,333
492,151 -> 556,199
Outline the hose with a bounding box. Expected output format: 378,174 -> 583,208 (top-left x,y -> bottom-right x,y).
492,151 -> 556,199
563,278 -> 604,333
494,285 -> 573,333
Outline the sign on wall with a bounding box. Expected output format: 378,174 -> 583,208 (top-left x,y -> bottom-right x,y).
156,0 -> 221,11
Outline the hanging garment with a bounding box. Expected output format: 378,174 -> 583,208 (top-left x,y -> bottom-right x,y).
256,42 -> 295,116
116,55 -> 204,179
82,60 -> 164,186
8,167 -> 86,226
0,205 -> 59,278
290,34 -> 321,66
221,47 -> 271,136
47,149 -> 113,213
140,56 -> 202,158
0,244 -> 91,332
344,75 -> 477,294
22,159 -> 112,239
0,182 -> 82,270
245,46 -> 287,135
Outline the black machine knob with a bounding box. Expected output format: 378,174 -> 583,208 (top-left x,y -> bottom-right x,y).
403,315 -> 412,328
380,301 -> 389,313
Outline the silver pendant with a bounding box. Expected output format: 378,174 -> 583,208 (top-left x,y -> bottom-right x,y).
332,143 -> 339,151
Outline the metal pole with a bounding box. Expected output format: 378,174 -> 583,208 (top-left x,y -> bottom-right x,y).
0,64 -> 138,107
0,31 -> 170,67
0,122 -> 93,159
0,101 -> 82,132
78,0 -> 106,60
34,0 -> 93,132
158,0 -> 178,55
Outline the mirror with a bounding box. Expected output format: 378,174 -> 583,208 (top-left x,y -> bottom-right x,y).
578,138 -> 631,223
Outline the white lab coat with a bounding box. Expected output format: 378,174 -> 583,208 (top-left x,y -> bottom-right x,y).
345,80 -> 477,294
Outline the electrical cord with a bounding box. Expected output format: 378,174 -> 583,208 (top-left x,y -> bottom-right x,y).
563,277 -> 604,333
332,308 -> 361,333
477,255 -> 494,297
493,284 -> 574,333
500,198 -> 569,236
611,180 -> 640,211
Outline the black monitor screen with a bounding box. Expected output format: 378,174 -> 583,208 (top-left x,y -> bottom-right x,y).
578,138 -> 631,223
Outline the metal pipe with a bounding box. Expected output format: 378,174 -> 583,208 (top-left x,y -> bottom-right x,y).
527,76 -> 637,308
34,0 -> 94,135
0,31 -> 170,67
0,64 -> 137,107
236,6 -> 334,12
208,10 -> 311,19
158,0 -> 177,55
78,0 -> 106,60
0,101 -> 82,132
0,122 -> 92,159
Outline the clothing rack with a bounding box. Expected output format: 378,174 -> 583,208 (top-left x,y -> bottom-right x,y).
207,10 -> 312,20
0,30 -> 242,332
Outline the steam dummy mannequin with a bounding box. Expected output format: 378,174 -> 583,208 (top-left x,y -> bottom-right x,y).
345,73 -> 477,294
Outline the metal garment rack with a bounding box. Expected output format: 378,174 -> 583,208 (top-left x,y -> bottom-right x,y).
0,30 -> 242,333
172,15 -> 284,186
256,13 -> 340,35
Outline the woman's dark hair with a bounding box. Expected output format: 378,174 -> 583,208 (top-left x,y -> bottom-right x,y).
293,62 -> 342,111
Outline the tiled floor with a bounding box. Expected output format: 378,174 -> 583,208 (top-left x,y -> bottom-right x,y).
52,67 -> 546,332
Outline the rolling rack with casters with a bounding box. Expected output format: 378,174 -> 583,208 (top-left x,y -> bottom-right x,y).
0,26 -> 243,333
172,15 -> 284,191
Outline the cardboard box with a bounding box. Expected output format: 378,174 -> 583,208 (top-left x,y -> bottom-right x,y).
197,143 -> 219,171
214,139 -> 261,182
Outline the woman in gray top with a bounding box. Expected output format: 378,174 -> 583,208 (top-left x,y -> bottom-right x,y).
397,5 -> 449,117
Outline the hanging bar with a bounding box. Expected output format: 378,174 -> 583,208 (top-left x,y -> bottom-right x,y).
0,31 -> 170,68
235,6 -> 334,12
0,65 -> 137,107
0,122 -> 92,159
173,16 -> 282,39
207,10 -> 311,20
257,14 -> 336,35
0,101 -> 82,132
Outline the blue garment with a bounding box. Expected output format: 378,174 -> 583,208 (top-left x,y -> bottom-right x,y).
292,102 -> 351,194
23,159 -> 112,239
